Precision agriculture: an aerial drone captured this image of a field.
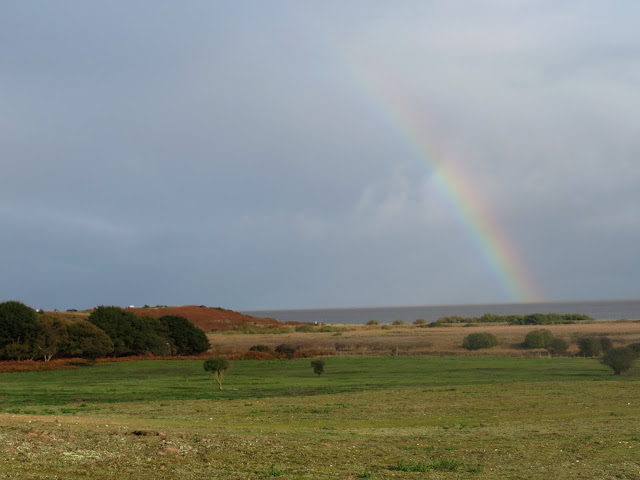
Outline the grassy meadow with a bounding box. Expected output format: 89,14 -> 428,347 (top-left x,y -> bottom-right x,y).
1,355 -> 639,479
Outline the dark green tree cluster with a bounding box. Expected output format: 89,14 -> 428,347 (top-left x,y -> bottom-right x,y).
0,301 -> 41,360
0,301 -> 210,361
509,313 -> 593,325
436,313 -> 593,325
88,306 -> 210,357
0,301 -> 113,361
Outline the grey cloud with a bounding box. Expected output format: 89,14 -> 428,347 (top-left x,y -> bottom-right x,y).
2,1 -> 639,309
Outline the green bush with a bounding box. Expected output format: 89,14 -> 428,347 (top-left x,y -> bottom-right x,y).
462,332 -> 499,350
392,319 -> 404,326
601,347 -> 636,375
275,344 -> 297,359
626,343 -> 640,357
295,325 -> 316,332
599,336 -> 613,352
547,338 -> 569,356
366,320 -> 379,326
64,319 -> 114,360
159,315 -> 210,355
413,318 -> 426,325
523,329 -> 554,348
249,344 -> 271,352
577,336 -> 613,357
577,337 -> 601,357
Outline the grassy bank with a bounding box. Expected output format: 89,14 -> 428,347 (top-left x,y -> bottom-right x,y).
1,356 -> 639,479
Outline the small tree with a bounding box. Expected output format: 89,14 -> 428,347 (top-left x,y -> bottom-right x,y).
311,359 -> 325,375
34,316 -> 69,361
601,347 -> 636,375
203,356 -> 231,390
462,332 -> 499,350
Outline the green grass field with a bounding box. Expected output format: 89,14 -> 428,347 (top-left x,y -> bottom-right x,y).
1,356 -> 639,479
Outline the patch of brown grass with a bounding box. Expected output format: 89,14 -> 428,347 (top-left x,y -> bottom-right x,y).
207,321 -> 640,357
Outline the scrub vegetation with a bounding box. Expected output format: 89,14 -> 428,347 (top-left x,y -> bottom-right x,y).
2,301 -> 640,478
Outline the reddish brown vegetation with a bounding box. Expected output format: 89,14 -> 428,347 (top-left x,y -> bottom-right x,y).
47,305 -> 302,332
0,358 -> 88,373
127,305 -> 290,331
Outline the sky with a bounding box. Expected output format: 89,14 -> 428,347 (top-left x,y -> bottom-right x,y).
2,1 -> 639,311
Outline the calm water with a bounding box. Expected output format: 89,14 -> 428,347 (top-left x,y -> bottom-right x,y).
243,299 -> 640,325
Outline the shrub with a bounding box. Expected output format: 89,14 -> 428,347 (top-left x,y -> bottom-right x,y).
64,319 -> 114,360
577,336 -> 613,357
243,350 -> 273,360
627,343 -> 640,357
249,344 -> 271,352
599,336 -> 613,352
392,319 -> 404,326
523,329 -> 554,348
577,337 -> 601,357
462,332 -> 499,350
311,359 -> 325,375
275,344 -> 297,359
295,325 -> 316,332
547,338 -> 569,356
601,347 -> 636,375
414,318 -> 426,325
366,320 -> 379,326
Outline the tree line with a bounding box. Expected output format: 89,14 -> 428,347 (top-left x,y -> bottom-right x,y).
0,301 -> 210,361
435,312 -> 593,325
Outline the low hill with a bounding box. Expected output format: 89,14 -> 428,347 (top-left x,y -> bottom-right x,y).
48,305 -> 299,332
128,305 -> 296,331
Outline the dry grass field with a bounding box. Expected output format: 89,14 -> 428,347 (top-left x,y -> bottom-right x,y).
207,321 -> 640,357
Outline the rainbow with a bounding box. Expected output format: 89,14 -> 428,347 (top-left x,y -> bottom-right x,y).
346,63 -> 541,303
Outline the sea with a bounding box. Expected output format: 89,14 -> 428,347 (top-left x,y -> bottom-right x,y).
243,299 -> 640,325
